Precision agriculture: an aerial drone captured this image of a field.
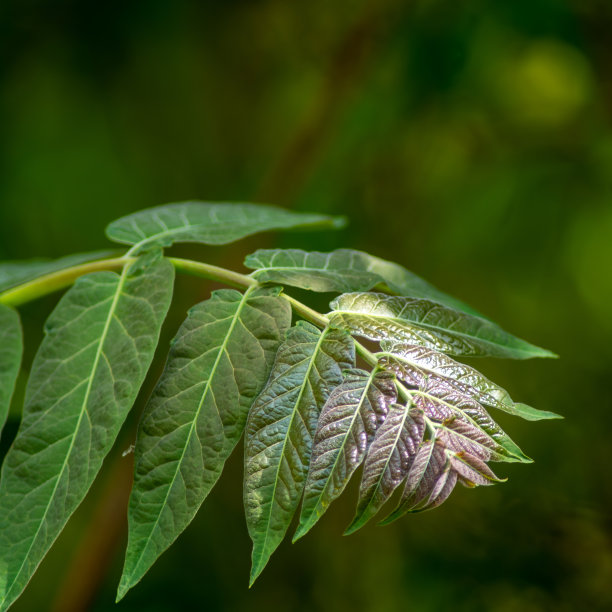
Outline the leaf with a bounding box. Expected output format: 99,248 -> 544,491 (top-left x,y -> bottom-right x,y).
433,414 -> 511,466
345,404 -> 425,534
0,250 -> 118,294
244,323 -> 355,584
378,342 -> 560,424
294,369 -> 397,541
410,382 -> 530,463
244,248 -> 480,315
119,286 -> 291,600
329,292 -> 556,359
106,202 -> 346,254
0,305 -> 23,437
0,252 -> 174,612
381,434 -> 503,524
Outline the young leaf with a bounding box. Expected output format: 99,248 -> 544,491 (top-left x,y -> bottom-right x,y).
0,250 -> 117,294
245,248 -> 481,315
119,287 -> 291,600
378,342 -> 561,422
0,305 -> 23,437
330,292 -> 556,359
345,404 -> 425,534
381,436 -> 503,524
0,253 -> 174,612
106,202 -> 345,254
410,384 -> 530,463
244,323 -> 355,585
294,369 -> 397,541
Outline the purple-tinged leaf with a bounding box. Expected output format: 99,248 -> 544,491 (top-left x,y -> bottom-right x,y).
378,342 -> 560,421
294,369 -> 397,541
345,404 -> 425,534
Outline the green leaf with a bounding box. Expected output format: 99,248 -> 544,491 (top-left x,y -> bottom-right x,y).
378,342 -> 560,424
294,369 -> 397,542
0,253 -> 174,611
345,404 -> 425,534
244,323 -> 354,585
504,402 -> 564,422
330,292 -> 556,359
0,305 -> 23,437
106,202 -> 345,254
245,248 -> 481,315
119,286 -> 291,600
0,251 -> 118,293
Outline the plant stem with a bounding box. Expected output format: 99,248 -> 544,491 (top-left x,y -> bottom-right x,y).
0,258 -> 129,307
0,253 -> 414,402
167,257 -> 257,290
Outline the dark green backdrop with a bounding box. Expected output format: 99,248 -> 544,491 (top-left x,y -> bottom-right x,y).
1,1 -> 611,610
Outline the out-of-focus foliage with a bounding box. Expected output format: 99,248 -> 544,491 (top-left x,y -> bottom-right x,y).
0,0 -> 610,611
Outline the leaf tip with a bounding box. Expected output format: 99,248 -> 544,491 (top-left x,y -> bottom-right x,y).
514,403 -> 564,421
291,525 -> 308,544
342,522 -> 360,537
115,583 -> 129,603
329,215 -> 348,230
248,570 -> 261,589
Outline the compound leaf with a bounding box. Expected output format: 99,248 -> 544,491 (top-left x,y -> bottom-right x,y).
294,369 -> 397,541
330,292 -> 556,360
106,202 -> 345,254
119,286 -> 291,600
0,252 -> 174,612
0,305 -> 23,437
244,323 -> 354,585
245,249 -> 478,315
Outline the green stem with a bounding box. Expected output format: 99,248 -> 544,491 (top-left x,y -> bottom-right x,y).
0,252 -> 418,410
0,258 -> 129,307
167,257 -> 257,290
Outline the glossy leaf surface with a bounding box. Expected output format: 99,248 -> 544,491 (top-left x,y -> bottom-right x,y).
346,404 -> 425,534
378,342 -> 560,422
330,292 -> 555,359
244,323 -> 354,584
294,369 -> 397,540
0,253 -> 174,612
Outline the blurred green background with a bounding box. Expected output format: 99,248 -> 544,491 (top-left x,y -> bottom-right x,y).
1,0 -> 611,610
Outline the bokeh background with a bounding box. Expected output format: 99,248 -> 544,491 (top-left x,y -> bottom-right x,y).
1,1 -> 611,610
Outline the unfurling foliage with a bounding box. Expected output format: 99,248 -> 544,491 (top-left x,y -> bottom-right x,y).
0,201 -> 559,609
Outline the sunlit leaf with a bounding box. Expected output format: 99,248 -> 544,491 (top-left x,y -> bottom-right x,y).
294,369 -> 397,541
0,305 -> 22,437
106,202 -> 345,254
378,342 -> 560,423
244,323 -> 354,584
0,252 -> 174,612
410,382 -> 530,463
330,292 -> 556,359
119,287 -> 291,600
245,248 -> 480,315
